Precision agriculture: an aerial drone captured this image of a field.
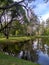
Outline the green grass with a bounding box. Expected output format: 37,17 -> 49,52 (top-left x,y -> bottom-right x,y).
0,36 -> 34,44
0,35 -> 49,44
0,52 -> 39,65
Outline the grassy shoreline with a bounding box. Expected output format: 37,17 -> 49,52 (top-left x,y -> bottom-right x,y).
0,35 -> 49,44
0,36 -> 34,44
0,52 -> 39,65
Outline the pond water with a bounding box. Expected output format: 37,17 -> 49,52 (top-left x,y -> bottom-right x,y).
18,39 -> 49,65
1,38 -> 49,65
37,50 -> 49,65
33,39 -> 49,65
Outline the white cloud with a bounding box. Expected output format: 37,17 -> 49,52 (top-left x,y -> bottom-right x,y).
42,12 -> 49,21
14,0 -> 22,2
33,1 -> 49,22
34,2 -> 48,15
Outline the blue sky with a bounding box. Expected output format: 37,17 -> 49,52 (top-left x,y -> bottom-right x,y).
14,0 -> 49,21
28,0 -> 49,21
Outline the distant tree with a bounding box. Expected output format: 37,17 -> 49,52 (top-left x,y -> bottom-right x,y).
46,18 -> 49,28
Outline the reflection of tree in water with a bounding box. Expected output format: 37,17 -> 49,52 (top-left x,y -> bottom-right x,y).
34,38 -> 49,56
33,38 -> 46,52
21,40 -> 38,62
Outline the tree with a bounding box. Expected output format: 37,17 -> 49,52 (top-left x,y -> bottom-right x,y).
0,0 -> 28,38
46,18 -> 49,28
0,0 -> 48,38
40,19 -> 49,45
26,8 -> 40,36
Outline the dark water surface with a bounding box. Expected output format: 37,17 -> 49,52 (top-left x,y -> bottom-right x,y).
33,40 -> 49,65
18,39 -> 49,65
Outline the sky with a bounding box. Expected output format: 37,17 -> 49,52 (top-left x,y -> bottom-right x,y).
14,0 -> 49,21
28,0 -> 49,21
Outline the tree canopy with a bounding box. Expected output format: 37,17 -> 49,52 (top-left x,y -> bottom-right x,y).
0,0 -> 49,38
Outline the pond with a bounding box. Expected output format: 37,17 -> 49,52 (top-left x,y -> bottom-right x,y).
17,39 -> 49,65
0,38 -> 49,65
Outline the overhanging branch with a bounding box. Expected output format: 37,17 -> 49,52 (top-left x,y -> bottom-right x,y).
0,0 -> 25,10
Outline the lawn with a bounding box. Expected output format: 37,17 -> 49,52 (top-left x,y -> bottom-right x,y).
0,52 -> 39,65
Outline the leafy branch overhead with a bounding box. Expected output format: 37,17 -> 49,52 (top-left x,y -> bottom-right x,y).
0,0 -> 35,32
0,0 -> 48,38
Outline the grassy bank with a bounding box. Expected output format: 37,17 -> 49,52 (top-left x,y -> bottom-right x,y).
0,52 -> 39,65
0,36 -> 49,44
0,36 -> 35,44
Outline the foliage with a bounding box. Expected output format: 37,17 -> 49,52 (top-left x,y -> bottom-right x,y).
0,36 -> 32,55
41,27 -> 49,45
0,0 -> 48,38
39,18 -> 49,45
0,0 -> 13,7
46,18 -> 49,27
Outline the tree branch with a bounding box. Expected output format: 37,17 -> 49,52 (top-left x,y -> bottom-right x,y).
0,0 -> 24,10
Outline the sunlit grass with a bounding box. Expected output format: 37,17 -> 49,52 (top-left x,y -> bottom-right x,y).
0,35 -> 49,44
0,36 -> 32,44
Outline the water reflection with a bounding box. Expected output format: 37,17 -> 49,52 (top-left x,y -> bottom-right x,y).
37,50 -> 49,65
18,39 -> 49,65
18,40 -> 38,62
33,39 -> 49,65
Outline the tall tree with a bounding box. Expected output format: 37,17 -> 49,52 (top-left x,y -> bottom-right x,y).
0,0 -> 49,38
